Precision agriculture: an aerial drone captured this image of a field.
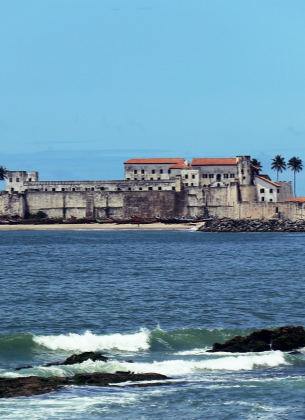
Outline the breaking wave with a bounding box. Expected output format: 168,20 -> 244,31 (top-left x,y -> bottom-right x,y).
5,351 -> 289,379
33,329 -> 150,352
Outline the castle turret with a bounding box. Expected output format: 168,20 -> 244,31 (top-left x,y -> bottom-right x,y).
236,156 -> 252,186
6,171 -> 39,193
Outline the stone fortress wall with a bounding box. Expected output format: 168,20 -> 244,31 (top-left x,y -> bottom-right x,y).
1,155 -> 301,220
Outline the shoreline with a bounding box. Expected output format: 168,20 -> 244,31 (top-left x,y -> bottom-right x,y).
0,222 -> 205,231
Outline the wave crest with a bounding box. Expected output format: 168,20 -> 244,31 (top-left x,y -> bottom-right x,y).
33,329 -> 150,352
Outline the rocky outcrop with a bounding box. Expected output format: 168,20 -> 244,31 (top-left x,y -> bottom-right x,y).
198,218 -> 305,232
15,351 -> 108,371
208,326 -> 305,353
0,372 -> 170,398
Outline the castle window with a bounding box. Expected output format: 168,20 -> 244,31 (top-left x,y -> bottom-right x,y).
127,178 -> 130,180
16,178 -> 19,182
28,178 -> 32,181
223,174 -> 229,179
192,174 -> 195,179
191,183 -> 194,186
148,187 -> 153,190
230,174 -> 235,178
269,189 -> 273,193
185,175 -> 188,179
139,187 -> 142,190
269,199 -> 273,202
91,188 -> 94,191
185,183 -> 188,186
260,188 -> 265,193
277,189 -> 280,193
62,188 -> 65,191
158,187 -> 162,190
168,169 -> 171,174
160,169 -> 163,174
261,197 -> 265,201
11,188 -> 14,192
9,178 -> 12,182
209,174 -> 214,178
134,170 -> 137,174
217,183 -> 220,187
134,177 -> 137,180
52,188 -> 55,191
117,187 -> 121,191
141,169 -> 144,174
172,187 -> 175,191
100,187 -> 104,190
243,176 -> 245,180
128,187 -> 131,190
150,177 -> 153,180
158,177 -> 160,180
202,174 -> 208,178
276,207 -> 279,213
241,169 -> 244,174
72,188 -> 75,191
142,178 -> 145,180
45,188 -> 48,191
152,170 -> 155,174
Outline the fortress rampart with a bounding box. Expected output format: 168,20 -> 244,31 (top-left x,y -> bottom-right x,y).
1,155 -> 300,220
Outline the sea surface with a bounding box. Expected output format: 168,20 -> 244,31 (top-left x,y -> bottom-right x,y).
0,229 -> 305,419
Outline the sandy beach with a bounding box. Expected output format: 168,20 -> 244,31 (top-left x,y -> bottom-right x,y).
0,222 -> 205,231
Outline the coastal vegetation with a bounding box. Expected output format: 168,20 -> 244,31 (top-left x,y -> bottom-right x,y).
0,165 -> 7,181
288,156 -> 303,197
250,158 -> 262,169
271,155 -> 286,181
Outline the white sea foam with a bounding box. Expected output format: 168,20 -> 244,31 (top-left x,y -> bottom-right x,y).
11,350 -> 287,378
114,351 -> 289,376
33,329 -> 150,352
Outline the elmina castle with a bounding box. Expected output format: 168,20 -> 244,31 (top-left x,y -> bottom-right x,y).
0,155 -> 303,220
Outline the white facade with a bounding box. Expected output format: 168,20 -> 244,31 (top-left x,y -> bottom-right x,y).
255,176 -> 280,202
6,171 -> 39,193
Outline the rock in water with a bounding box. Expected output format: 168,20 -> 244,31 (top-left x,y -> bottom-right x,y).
62,352 -> 108,365
0,372 -> 170,398
209,326 -> 305,353
15,351 -> 109,371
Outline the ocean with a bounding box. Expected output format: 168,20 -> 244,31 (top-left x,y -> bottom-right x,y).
0,230 -> 305,419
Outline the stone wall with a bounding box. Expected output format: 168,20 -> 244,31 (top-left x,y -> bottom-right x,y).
1,187 -> 305,221
0,192 -> 25,217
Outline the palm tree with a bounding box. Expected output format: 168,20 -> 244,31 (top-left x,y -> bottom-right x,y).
0,166 -> 7,181
271,155 -> 286,181
288,157 -> 303,197
250,158 -> 262,170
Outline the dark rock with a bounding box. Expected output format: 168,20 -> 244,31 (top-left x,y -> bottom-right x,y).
62,352 -> 108,365
208,326 -> 305,353
14,351 -> 108,371
198,218 -> 305,233
0,372 -> 170,398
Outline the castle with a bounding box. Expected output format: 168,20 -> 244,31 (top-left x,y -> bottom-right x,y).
1,155 -> 303,220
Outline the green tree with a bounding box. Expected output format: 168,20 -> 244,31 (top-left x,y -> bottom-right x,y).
288,157 -> 303,197
271,155 -> 286,181
0,165 -> 7,181
250,158 -> 262,170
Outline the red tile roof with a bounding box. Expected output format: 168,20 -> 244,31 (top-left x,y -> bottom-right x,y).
255,175 -> 281,187
285,197 -> 305,202
170,163 -> 190,169
192,158 -> 237,166
124,158 -> 185,164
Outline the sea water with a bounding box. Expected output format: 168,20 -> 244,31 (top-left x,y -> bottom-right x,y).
0,230 -> 305,419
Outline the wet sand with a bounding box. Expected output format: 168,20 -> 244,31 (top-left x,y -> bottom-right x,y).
0,222 -> 205,231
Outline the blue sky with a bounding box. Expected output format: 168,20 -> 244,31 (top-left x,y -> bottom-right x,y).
1,0 -> 305,193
